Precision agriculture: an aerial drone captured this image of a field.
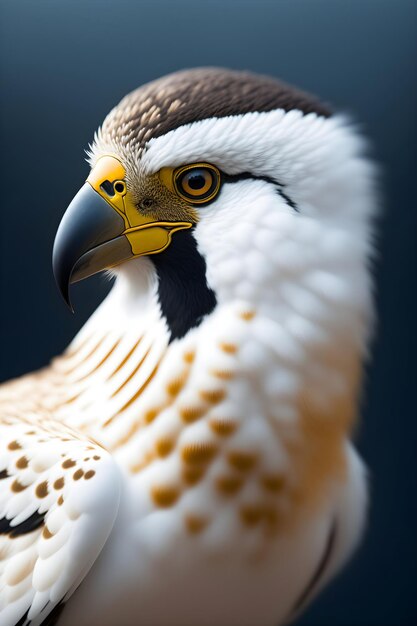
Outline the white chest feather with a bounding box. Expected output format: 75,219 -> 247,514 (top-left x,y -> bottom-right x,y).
0,81 -> 377,626
36,258 -> 367,625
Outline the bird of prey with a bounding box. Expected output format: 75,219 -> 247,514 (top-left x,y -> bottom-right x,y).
0,68 -> 376,626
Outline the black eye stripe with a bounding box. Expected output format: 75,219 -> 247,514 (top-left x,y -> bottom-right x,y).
275,187 -> 298,212
171,164 -> 298,212
221,171 -> 298,212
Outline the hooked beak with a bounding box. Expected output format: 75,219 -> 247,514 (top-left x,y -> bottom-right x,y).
52,155 -> 192,310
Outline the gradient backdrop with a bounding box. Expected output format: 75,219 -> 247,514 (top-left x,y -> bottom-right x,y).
0,1 -> 416,624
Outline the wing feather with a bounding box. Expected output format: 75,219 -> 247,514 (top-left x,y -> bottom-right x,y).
0,406 -> 120,626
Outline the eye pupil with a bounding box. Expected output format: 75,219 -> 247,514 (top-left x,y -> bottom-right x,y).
187,173 -> 208,190
114,181 -> 125,193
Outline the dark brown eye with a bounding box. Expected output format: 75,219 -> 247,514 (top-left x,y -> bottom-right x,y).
174,164 -> 221,204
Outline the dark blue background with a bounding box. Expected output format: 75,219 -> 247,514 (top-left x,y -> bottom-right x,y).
1,1 -> 416,624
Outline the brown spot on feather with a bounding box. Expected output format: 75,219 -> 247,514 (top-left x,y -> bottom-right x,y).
185,515 -> 208,534
62,459 -> 76,469
155,438 -> 174,458
219,343 -> 238,355
209,418 -> 238,437
216,476 -> 243,495
261,474 -> 285,493
183,350 -> 195,364
211,369 -> 235,381
199,389 -> 226,404
151,485 -> 180,508
182,466 -> 205,485
144,408 -> 159,424
42,525 -> 54,539
181,442 -> 217,465
179,405 -> 206,424
11,479 -> 27,493
8,441 -> 21,451
228,451 -> 258,472
35,481 -> 48,498
166,376 -> 186,397
239,310 -> 256,321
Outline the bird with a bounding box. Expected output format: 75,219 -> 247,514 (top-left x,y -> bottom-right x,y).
0,67 -> 376,626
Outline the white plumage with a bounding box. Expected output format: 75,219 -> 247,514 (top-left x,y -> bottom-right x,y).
0,69 -> 376,626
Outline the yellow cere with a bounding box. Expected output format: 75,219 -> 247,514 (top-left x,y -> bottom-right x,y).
86,154 -> 192,257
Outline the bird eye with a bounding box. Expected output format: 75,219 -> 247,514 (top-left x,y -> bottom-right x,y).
174,164 -> 221,204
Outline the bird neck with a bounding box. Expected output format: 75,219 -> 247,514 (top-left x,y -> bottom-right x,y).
151,229 -> 217,342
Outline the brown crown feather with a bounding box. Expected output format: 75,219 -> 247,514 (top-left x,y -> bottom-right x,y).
100,67 -> 331,153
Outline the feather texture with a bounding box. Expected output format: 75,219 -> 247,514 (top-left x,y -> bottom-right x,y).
0,401 -> 119,625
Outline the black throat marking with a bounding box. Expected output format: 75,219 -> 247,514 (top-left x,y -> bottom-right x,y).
151,229 -> 217,342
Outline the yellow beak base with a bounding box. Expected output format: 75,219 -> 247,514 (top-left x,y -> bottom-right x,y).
53,155 -> 192,309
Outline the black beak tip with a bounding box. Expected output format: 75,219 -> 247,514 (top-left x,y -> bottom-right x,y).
62,290 -> 75,314
55,275 -> 75,313
52,182 -> 128,314
52,250 -> 75,313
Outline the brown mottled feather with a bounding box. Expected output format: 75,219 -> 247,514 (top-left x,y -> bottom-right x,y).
100,67 -> 331,153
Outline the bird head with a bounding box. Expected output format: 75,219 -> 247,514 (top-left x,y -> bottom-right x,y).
53,68 -> 375,341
